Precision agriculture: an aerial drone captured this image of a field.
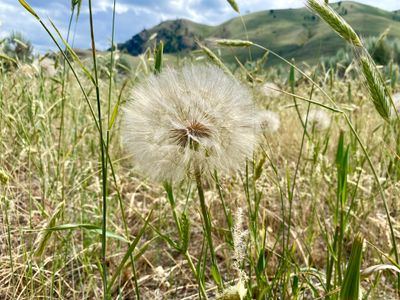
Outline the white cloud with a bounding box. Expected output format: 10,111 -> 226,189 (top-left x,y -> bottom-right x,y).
80,0 -> 132,14
0,2 -> 19,13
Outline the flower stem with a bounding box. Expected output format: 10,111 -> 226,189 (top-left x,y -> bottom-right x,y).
164,183 -> 208,299
185,251 -> 209,299
195,169 -> 222,289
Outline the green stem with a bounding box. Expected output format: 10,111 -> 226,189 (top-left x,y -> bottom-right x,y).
87,1 -> 108,298
56,7 -> 74,203
164,183 -> 208,299
213,170 -> 232,233
287,82 -> 315,253
195,169 -> 221,289
3,197 -> 14,285
185,251 -> 209,300
195,171 -> 216,264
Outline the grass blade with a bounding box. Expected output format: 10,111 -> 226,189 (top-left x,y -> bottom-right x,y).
48,19 -> 96,85
107,210 -> 153,294
154,40 -> 163,74
341,234 -> 364,300
226,0 -> 240,13
18,0 -> 39,20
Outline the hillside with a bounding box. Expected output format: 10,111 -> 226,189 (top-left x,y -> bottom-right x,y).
117,1 -> 400,64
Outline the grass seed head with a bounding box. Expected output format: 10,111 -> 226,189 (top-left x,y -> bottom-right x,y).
122,64 -> 258,182
306,0 -> 363,47
359,55 -> 392,122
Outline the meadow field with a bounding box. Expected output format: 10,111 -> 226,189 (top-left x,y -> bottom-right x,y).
1,0 -> 400,299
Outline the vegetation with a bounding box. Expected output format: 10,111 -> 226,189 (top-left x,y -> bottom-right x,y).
118,1 -> 400,65
1,0 -> 400,299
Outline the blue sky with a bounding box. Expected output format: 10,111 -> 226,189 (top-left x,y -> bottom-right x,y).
1,0 -> 400,53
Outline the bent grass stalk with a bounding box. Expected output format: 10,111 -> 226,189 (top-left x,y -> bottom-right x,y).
105,1 -> 141,298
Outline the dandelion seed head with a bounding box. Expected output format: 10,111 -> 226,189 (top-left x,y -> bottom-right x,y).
304,109 -> 331,131
257,110 -> 280,133
122,64 -> 258,182
261,82 -> 280,98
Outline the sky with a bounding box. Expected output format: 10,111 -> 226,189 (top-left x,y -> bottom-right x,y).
1,0 -> 400,53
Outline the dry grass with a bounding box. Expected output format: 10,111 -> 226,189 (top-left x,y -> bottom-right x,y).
1,54 -> 400,299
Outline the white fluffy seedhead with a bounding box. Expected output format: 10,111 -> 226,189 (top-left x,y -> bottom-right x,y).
392,93 -> 400,114
257,110 -> 280,133
261,82 -> 280,98
122,64 -> 258,182
304,109 -> 331,131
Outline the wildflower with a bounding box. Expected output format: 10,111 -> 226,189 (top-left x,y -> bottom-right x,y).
33,57 -> 57,77
304,109 -> 331,131
216,279 -> 247,300
122,64 -> 258,182
261,82 -> 280,98
257,110 -> 280,133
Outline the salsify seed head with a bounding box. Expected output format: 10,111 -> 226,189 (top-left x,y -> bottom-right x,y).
122,64 -> 258,182
304,109 -> 331,131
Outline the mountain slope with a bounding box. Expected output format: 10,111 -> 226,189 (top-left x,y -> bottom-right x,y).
117,1 -> 400,64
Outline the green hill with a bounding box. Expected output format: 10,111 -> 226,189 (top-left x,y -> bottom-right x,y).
117,1 -> 400,64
